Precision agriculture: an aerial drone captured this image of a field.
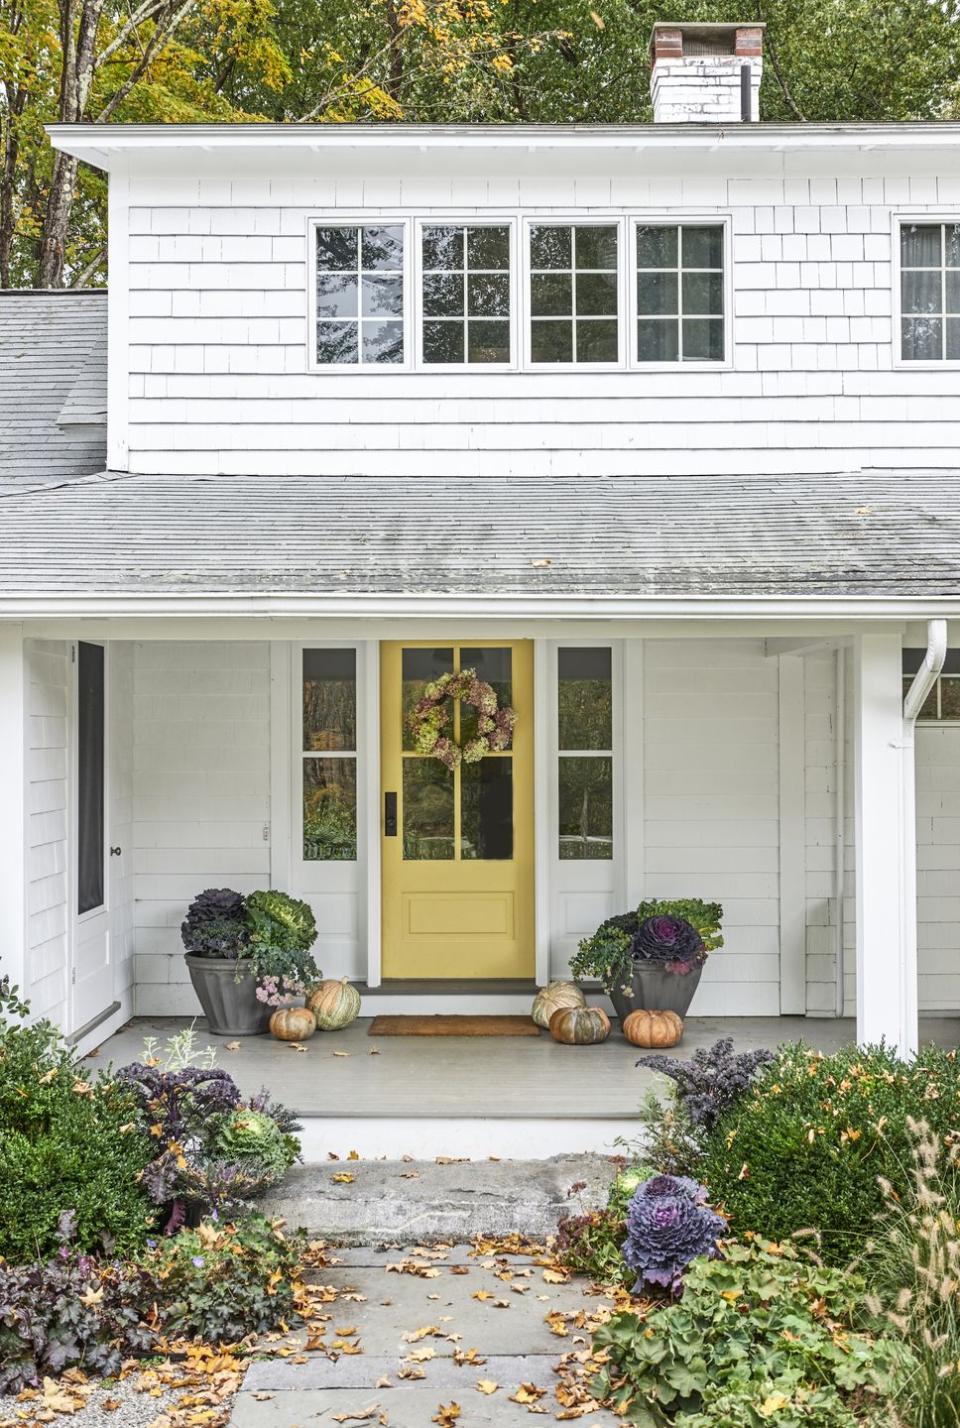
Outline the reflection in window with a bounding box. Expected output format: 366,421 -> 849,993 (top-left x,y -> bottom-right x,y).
462,759 -> 513,860
302,649 -> 357,860
636,224 -> 724,363
900,223 -> 960,361
558,647 -> 613,859
530,224 -> 619,364
421,225 -> 511,364
403,758 -> 455,860
316,224 -> 404,365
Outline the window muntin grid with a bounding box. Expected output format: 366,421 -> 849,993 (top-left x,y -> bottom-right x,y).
900,223 -> 960,362
315,224 -> 405,366
635,223 -> 724,363
420,224 -> 512,365
529,224 -> 620,365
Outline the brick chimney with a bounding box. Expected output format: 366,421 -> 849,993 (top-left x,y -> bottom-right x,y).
649,22 -> 764,123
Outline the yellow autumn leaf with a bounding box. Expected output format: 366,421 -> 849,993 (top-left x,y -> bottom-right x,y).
332,1172 -> 356,1184
759,1391 -> 791,1416
476,1379 -> 499,1394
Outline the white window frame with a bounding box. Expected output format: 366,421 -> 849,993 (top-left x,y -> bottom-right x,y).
522,216 -> 628,371
628,214 -> 733,371
294,642 -> 364,875
413,216 -> 519,372
892,213 -> 960,369
306,216 -> 413,374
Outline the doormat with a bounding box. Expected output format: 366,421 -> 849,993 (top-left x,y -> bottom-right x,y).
368,1015 -> 539,1037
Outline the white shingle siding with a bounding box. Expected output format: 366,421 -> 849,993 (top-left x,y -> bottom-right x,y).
25,640 -> 70,1023
117,157 -> 960,477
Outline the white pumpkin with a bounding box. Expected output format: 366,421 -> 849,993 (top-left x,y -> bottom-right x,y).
307,977 -> 361,1031
531,980 -> 587,1029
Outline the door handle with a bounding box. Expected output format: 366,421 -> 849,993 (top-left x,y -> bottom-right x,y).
384,792 -> 398,837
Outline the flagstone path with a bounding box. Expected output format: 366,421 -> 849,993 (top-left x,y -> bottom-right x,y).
230,1243 -> 622,1427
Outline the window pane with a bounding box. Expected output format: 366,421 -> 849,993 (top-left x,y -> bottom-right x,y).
461,647 -> 512,746
468,226 -> 510,270
362,275 -> 402,318
316,273 -> 358,318
402,648 -> 453,750
947,319 -> 960,361
946,272 -> 960,314
532,320 -> 572,363
467,320 -> 510,363
78,642 -> 104,915
559,757 -> 613,860
902,316 -> 942,361
901,270 -> 941,314
682,318 -> 724,362
577,272 -> 618,317
423,320 -> 464,363
558,647 -> 612,750
303,758 -> 356,861
363,320 -> 404,364
682,271 -> 724,315
947,226 -> 960,268
361,225 -> 403,270
576,318 -> 618,363
303,649 -> 356,751
423,273 -> 464,317
316,227 -> 358,271
901,224 -> 941,267
576,226 -> 617,270
423,226 -> 464,270
636,225 -> 678,269
530,225 -> 571,270
637,272 -> 678,317
681,225 -> 723,269
461,760 -> 513,861
531,273 -> 572,317
637,319 -> 679,362
941,677 -> 960,719
403,759 -> 454,860
317,322 -> 358,364
468,272 -> 510,318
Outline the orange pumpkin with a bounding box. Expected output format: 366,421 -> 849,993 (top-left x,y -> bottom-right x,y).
548,1005 -> 611,1045
622,1008 -> 684,1049
269,1005 -> 316,1041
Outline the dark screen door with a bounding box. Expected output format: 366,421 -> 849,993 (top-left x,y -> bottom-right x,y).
77,642 -> 105,916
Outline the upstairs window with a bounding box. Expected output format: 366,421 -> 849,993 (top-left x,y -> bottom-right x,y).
420,224 -> 512,365
315,224 -> 404,366
635,223 -> 725,363
900,223 -> 960,362
529,224 -> 620,364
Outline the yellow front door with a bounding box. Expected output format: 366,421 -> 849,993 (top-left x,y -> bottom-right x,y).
381,641 -> 534,980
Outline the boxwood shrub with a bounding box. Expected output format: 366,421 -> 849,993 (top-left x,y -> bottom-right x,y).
697,1040 -> 960,1263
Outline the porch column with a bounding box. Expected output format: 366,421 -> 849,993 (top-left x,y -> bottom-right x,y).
0,627 -> 27,994
853,632 -> 917,1058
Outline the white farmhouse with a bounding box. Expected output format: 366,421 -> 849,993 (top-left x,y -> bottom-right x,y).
2,22 -> 960,1074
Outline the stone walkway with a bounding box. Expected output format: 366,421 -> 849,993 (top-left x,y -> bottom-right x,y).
230,1243 -> 622,1427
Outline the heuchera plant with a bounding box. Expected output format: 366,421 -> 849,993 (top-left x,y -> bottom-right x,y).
623,1175 -> 726,1295
631,915 -> 705,975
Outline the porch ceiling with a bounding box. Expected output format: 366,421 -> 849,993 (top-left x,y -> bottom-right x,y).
2,469 -> 960,606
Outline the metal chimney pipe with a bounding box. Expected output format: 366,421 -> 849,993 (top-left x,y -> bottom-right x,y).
740,62 -> 752,121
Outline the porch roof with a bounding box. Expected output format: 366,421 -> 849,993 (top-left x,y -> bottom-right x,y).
1,468 -> 959,610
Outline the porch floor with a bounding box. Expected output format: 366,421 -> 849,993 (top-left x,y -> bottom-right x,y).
91,1015 -> 960,1120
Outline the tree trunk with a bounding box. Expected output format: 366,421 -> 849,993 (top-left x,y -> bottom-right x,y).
0,116 -> 20,288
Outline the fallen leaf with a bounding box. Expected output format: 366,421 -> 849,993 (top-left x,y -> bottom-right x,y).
406,1348 -> 435,1363
288,1043 -> 307,1053
403,1325 -> 441,1343
347,1149 -> 360,1160
472,1290 -> 494,1302
332,1051 -> 351,1058
224,1041 -> 241,1052
332,1172 -> 356,1184
542,1268 -> 569,1284
398,1365 -> 426,1381
252,1393 -> 275,1402
511,1383 -> 547,1404
475,1380 -> 499,1395
431,1404 -> 461,1427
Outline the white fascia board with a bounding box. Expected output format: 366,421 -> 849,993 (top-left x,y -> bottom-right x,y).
45,121 -> 960,171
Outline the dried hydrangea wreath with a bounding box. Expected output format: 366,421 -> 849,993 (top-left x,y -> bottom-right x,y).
408,668 -> 517,771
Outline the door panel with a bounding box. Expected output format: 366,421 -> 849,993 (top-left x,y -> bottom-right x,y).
381,640 -> 534,979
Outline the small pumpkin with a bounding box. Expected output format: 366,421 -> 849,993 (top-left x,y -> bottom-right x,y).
531,980 -> 586,1029
548,1005 -> 611,1046
622,1008 -> 684,1049
307,977 -> 361,1031
269,1005 -> 316,1041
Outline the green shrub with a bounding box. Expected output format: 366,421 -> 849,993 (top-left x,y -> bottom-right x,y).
591,1239 -> 896,1427
144,1214 -> 304,1343
0,984 -> 156,1263
698,1041 -> 960,1264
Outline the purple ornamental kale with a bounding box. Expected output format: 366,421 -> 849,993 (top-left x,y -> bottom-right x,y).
623,1175 -> 726,1296
635,1037 -> 775,1132
630,915 -> 705,974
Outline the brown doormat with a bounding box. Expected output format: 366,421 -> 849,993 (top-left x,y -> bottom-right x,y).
368,1014 -> 539,1037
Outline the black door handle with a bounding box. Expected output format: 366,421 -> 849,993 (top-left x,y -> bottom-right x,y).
384,792 -> 397,837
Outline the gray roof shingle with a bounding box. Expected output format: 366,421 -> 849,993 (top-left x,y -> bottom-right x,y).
0,469 -> 957,604
0,290 -> 107,490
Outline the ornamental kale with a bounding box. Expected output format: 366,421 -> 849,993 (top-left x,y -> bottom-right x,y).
181,888 -> 249,959
636,1036 -> 774,1133
245,889 -> 317,954
623,1174 -> 725,1295
571,900 -> 723,988
630,915 -> 705,974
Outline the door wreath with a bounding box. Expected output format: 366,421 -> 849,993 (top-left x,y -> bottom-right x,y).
408,668 -> 516,770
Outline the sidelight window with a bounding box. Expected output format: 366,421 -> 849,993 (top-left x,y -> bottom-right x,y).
557,647 -> 613,860
302,648 -> 358,860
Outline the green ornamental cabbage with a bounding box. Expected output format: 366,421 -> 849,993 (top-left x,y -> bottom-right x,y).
211,1108 -> 299,1179
245,890 -> 318,953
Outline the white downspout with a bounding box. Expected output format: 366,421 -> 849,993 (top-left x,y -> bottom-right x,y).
834,647 -> 846,1019
900,619 -> 948,1056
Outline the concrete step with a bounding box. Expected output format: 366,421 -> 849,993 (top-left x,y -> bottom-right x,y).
262,1154 -> 617,1243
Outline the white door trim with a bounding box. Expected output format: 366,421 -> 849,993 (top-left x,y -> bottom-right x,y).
68,639 -> 111,1037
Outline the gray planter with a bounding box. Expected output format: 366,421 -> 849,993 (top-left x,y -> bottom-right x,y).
609,961 -> 703,1025
185,955 -> 271,1036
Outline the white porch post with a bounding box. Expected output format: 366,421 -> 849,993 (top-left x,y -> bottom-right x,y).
0,627 -> 27,994
853,632 -> 916,1058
